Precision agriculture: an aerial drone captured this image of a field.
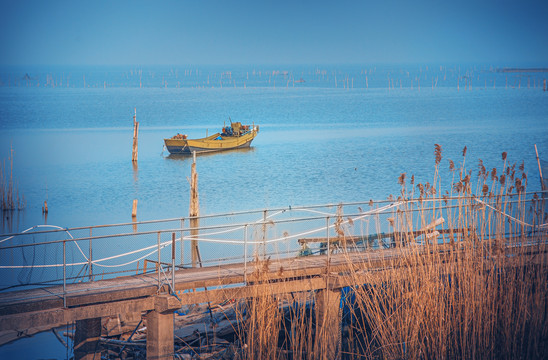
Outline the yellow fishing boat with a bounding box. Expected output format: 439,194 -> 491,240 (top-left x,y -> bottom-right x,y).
164,121 -> 259,154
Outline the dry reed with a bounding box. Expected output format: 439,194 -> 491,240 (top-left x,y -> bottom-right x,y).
334,146 -> 546,359
187,145 -> 547,360
1,146 -> 25,211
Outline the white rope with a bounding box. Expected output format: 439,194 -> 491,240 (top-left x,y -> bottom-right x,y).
0,224 -> 73,244
0,203 -> 404,270
3,200 -> 544,273
90,243 -> 159,264
0,242 -> 168,269
91,247 -> 160,268
178,202 -> 403,245
474,198 -> 537,228
298,208 -> 339,217
0,224 -> 90,265
181,209 -> 285,239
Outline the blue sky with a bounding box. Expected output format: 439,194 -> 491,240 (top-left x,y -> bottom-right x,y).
1,0 -> 547,66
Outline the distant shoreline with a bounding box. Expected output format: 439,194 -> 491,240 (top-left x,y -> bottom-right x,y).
498,68 -> 548,73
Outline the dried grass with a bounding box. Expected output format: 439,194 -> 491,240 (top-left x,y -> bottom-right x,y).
1,146 -> 25,211
187,146 -> 548,359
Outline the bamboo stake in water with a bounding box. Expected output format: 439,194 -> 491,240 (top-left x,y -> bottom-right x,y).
132,199 -> 138,218
535,144 -> 545,191
189,151 -> 200,267
131,108 -> 139,162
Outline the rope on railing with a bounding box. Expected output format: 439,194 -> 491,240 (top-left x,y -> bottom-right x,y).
0,202 -> 403,270
1,199 -> 545,271
474,198 -> 548,228
0,224 -> 73,244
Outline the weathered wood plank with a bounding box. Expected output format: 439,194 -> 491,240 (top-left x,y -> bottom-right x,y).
0,297 -> 155,332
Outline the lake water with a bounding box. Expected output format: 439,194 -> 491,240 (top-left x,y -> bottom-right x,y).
0,64 -> 547,358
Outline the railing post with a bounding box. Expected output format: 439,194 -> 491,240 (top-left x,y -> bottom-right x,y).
180,219 -> 184,267
63,238 -> 66,308
244,224 -> 248,285
262,210 -> 267,259
89,227 -> 93,281
157,232 -> 161,292
326,216 -> 331,265
171,233 -> 176,294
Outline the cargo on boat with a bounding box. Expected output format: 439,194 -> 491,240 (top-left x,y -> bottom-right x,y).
164,121 -> 259,154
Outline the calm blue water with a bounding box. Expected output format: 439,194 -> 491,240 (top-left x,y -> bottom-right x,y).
1,66 -> 547,234
0,64 -> 547,358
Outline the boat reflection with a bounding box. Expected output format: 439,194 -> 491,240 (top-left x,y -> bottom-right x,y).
165,146 -> 256,161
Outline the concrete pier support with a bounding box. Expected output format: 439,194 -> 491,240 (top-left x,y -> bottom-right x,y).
146,310 -> 174,359
146,295 -> 181,360
314,288 -> 342,360
74,317 -> 101,360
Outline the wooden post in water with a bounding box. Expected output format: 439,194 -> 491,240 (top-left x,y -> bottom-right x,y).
132,199 -> 138,218
42,200 -> 48,224
314,288 -> 342,359
131,108 -> 139,162
189,151 -> 200,268
535,144 -> 545,191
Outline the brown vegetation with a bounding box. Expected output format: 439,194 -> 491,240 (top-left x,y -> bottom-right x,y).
104,145 -> 547,359
1,146 -> 25,212
228,145 -> 547,359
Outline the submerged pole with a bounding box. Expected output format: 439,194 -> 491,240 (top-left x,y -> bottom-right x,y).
190,151 -> 200,267
132,108 -> 139,162
131,199 -> 138,218
535,144 -> 545,191
314,288 -> 342,359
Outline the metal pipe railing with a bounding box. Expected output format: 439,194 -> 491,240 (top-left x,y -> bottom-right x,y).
1,191 -> 545,239
0,196 -> 545,295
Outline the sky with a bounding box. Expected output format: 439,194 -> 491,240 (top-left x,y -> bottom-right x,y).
0,0 -> 547,66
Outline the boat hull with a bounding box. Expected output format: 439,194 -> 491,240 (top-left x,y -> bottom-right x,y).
164,130 -> 258,154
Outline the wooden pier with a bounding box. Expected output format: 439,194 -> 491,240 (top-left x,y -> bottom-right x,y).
0,239 -> 546,359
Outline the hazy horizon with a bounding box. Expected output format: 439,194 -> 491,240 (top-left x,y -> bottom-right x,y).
1,0 -> 547,67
